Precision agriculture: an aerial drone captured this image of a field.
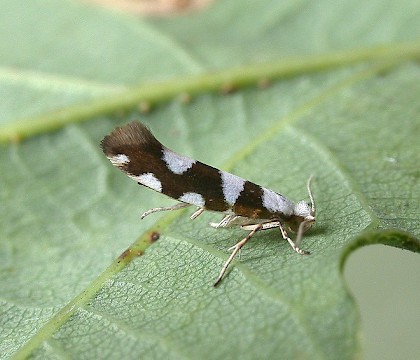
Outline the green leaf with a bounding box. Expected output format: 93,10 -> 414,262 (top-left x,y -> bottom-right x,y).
1,1 -> 419,359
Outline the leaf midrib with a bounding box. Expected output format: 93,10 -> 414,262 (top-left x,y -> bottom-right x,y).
2,41 -> 420,144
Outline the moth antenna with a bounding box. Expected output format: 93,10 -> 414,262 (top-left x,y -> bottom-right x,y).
307,175 -> 316,216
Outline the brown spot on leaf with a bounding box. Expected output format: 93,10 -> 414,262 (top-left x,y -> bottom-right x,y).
138,101 -> 152,114
220,82 -> 237,95
118,248 -> 132,261
179,92 -> 192,104
258,78 -> 271,89
150,231 -> 160,243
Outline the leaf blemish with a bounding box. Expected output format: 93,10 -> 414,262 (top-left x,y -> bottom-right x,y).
150,231 -> 160,243
118,248 -> 132,261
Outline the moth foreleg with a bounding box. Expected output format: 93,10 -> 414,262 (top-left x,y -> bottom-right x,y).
214,223 -> 264,286
140,202 -> 191,219
278,222 -> 310,255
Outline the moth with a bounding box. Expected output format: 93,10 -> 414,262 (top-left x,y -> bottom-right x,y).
101,121 -> 316,286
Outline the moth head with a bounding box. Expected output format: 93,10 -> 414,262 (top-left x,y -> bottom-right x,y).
290,175 -> 317,234
287,200 -> 316,233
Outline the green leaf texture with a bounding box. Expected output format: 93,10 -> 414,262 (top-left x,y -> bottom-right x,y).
0,0 -> 419,359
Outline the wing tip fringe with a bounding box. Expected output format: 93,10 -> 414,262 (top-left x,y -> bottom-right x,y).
101,121 -> 159,156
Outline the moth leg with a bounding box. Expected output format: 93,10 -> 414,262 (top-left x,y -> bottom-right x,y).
140,202 -> 190,219
232,222 -> 279,260
241,221 -> 280,231
214,223 -> 264,286
278,222 -> 310,255
190,207 -> 205,220
210,215 -> 240,228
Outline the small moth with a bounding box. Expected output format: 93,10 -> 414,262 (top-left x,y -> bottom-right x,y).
101,121 -> 316,286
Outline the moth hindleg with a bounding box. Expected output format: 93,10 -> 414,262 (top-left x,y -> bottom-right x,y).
140,202 -> 191,219
210,214 -> 241,228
